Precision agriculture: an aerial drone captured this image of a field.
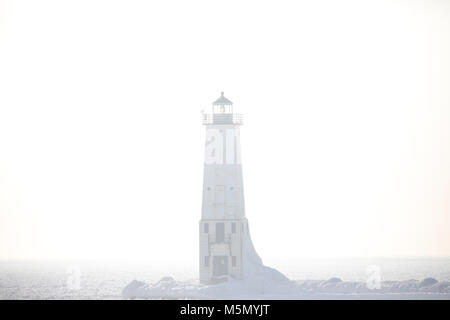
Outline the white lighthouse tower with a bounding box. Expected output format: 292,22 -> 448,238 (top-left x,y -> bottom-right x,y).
199,92 -> 253,284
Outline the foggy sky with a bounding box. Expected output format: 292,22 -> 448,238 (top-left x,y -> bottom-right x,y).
0,0 -> 449,261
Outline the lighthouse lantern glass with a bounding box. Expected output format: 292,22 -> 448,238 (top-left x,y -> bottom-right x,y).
213,104 -> 233,114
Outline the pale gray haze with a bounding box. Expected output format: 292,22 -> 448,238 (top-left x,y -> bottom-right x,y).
0,0 -> 449,265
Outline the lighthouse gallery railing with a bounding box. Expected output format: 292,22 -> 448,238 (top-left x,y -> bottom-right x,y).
202,113 -> 243,125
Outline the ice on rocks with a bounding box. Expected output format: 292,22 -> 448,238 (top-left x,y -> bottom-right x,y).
122,225 -> 450,299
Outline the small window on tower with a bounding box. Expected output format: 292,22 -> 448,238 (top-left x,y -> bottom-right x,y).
204,256 -> 209,267
204,223 -> 209,233
232,222 -> 236,234
232,256 -> 236,267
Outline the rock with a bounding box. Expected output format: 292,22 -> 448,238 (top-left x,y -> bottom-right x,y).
419,277 -> 438,287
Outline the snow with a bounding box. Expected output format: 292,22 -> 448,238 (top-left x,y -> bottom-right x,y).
122,228 -> 298,299
122,277 -> 450,300
0,260 -> 449,299
122,227 -> 450,300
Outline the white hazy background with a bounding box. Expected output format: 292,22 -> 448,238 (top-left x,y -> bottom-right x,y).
0,0 -> 449,262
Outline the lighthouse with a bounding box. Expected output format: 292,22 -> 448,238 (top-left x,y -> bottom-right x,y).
199,92 -> 250,284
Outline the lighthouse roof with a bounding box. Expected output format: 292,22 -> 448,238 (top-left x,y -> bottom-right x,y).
213,92 -> 233,105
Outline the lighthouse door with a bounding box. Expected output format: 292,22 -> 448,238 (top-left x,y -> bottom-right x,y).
212,256 -> 228,277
